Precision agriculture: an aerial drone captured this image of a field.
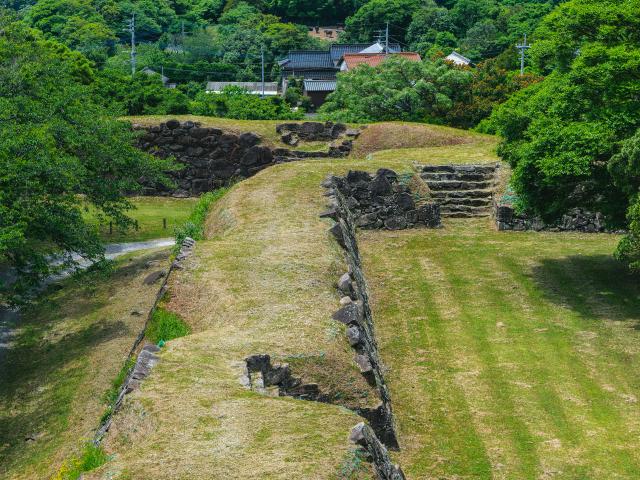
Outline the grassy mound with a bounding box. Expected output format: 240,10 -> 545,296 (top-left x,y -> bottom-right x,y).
361,221 -> 638,478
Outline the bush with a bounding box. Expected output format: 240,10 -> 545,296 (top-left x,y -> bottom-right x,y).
53,443 -> 109,480
191,86 -> 303,120
146,307 -> 190,344
174,188 -> 229,249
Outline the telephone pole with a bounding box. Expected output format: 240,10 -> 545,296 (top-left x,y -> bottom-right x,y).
261,46 -> 265,98
385,22 -> 389,55
128,13 -> 137,76
181,20 -> 186,47
516,34 -> 531,76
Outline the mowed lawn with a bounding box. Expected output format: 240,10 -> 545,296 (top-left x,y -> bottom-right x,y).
85,196 -> 198,242
360,219 -> 640,479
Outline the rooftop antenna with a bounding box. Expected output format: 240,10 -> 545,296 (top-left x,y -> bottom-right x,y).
516,34 -> 531,76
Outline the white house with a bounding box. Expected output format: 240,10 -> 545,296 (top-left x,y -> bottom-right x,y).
205,82 -> 279,96
445,51 -> 472,66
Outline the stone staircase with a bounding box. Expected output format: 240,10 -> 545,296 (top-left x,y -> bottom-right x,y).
418,164 -> 499,218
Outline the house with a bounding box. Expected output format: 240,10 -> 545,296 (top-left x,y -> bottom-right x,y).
445,51 -> 472,66
303,79 -> 338,107
141,67 -> 171,87
340,52 -> 422,71
206,82 -> 279,96
278,42 -> 401,106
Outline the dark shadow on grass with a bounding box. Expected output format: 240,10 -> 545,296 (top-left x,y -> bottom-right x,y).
531,254 -> 640,323
0,251 -> 167,475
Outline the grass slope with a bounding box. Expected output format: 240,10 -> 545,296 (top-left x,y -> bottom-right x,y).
361,221 -> 640,479
0,249 -> 172,480
89,122 -> 496,480
85,196 -> 198,243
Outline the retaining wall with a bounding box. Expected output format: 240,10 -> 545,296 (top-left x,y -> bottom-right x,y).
135,120 -> 352,197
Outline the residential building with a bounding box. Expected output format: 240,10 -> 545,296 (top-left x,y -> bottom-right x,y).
206,81 -> 279,96
445,51 -> 473,66
278,42 -> 401,106
340,52 -> 422,71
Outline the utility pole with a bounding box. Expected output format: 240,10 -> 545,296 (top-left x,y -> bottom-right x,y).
261,46 -> 265,98
516,34 -> 531,76
385,21 -> 389,55
181,20 -> 186,48
128,13 -> 136,76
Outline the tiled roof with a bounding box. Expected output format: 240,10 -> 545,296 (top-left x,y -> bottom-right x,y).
330,43 -> 401,63
281,51 -> 334,70
341,52 -> 422,70
303,79 -> 337,92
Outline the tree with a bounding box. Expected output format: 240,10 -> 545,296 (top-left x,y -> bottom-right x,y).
0,18 -> 174,299
191,86 -> 303,119
92,70 -> 191,115
319,56 -> 472,123
343,0 -> 421,44
24,0 -> 117,65
485,0 -> 640,266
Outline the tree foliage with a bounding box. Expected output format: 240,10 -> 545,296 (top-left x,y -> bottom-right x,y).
0,19 -> 174,298
191,86 -> 302,119
486,0 -> 640,267
319,57 -> 472,123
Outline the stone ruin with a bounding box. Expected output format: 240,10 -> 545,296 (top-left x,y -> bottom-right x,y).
135,120 -> 357,197
328,169 -> 441,230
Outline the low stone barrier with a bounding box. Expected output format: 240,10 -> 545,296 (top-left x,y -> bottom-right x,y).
350,423 -> 406,480
330,169 -> 441,230
495,204 -> 612,233
93,237 -> 196,445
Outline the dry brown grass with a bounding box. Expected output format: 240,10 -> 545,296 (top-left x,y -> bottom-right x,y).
351,122 -> 494,158
0,249 -> 172,480
86,124 -> 504,480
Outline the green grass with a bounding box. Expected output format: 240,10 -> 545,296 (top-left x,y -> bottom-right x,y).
360,220 -> 640,479
146,307 -> 190,344
53,444 -> 109,480
85,196 -> 198,242
0,249 -> 172,480
174,188 -> 228,250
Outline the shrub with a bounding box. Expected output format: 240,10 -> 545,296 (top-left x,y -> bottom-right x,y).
191,86 -> 303,120
53,443 -> 109,480
174,188 -> 228,249
146,307 -> 190,344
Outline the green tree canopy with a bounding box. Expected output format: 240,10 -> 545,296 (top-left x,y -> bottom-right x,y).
319,56 -> 472,123
0,18 -> 174,299
485,0 -> 640,268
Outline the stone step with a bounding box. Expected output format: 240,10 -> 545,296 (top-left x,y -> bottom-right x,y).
425,180 -> 494,191
438,197 -> 492,207
421,172 -> 495,182
440,205 -> 493,215
430,189 -> 494,199
420,164 -> 498,175
442,211 -> 493,218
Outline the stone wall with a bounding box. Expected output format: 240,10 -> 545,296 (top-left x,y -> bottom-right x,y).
322,176 -> 400,449
135,120 -> 353,197
331,169 -> 441,230
495,204 -> 611,233
276,121 -> 347,141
